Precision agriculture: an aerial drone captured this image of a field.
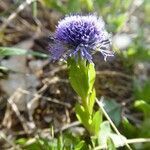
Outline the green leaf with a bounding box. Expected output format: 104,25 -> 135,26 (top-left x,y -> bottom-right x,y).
88,62 -> 96,94
134,100 -> 150,119
81,0 -> 94,11
88,88 -> 96,114
0,47 -> 48,58
123,43 -> 150,61
75,103 -> 99,135
19,138 -> 42,150
108,14 -> 127,32
68,58 -> 95,99
91,110 -> 102,135
16,138 -> 28,145
139,118 -> 150,138
75,140 -> 85,150
57,135 -> 63,150
67,0 -> 81,12
75,103 -> 90,128
98,121 -> 112,146
40,0 -> 66,13
122,117 -> 137,138
107,137 -> 116,150
134,80 -> 150,103
133,100 -> 150,143
108,133 -> 126,148
103,100 -> 122,126
98,121 -> 127,148
95,0 -> 106,7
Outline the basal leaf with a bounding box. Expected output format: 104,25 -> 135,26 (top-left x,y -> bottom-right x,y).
0,47 -> 48,58
103,100 -> 122,126
98,121 -> 127,148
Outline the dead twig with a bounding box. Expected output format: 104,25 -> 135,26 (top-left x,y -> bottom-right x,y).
18,88 -> 71,108
55,121 -> 80,133
38,121 -> 80,134
0,0 -> 35,32
4,88 -> 30,134
96,70 -> 132,80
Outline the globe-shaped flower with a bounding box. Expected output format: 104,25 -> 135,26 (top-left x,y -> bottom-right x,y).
49,15 -> 114,62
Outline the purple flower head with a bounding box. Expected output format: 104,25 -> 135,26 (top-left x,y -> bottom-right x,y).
49,14 -> 114,62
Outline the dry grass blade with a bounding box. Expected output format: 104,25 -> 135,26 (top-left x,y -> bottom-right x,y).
94,138 -> 150,150
96,70 -> 132,79
0,131 -> 20,150
96,97 -> 132,150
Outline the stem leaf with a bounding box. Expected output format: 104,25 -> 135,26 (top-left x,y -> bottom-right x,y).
68,58 -> 95,99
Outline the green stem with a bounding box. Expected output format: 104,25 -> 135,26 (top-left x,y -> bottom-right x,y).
67,57 -> 98,135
